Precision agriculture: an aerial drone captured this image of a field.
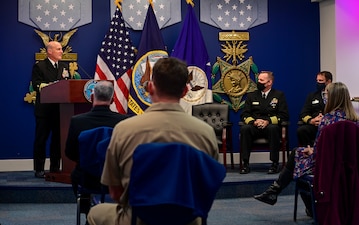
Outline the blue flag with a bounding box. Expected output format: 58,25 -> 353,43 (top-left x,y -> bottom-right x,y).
171,4 -> 213,113
128,3 -> 168,115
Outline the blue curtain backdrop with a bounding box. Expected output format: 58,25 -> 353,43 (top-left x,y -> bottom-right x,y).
0,0 -> 319,159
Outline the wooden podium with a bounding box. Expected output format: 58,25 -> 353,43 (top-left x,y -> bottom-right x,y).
40,79 -> 92,183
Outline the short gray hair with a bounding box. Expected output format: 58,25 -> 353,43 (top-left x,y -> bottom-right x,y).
93,80 -> 114,101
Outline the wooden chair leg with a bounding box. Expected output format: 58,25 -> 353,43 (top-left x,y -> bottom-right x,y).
222,144 -> 227,169
222,128 -> 227,169
227,127 -> 234,169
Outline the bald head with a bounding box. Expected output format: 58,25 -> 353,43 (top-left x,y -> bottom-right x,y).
46,41 -> 63,62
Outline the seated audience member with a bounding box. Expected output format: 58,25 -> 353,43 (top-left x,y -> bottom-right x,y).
240,71 -> 289,174
297,71 -> 332,146
87,57 -> 219,225
65,80 -> 129,198
254,82 -> 359,217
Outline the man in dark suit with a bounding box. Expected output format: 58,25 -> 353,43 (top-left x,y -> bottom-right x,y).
240,71 -> 289,174
297,71 -> 332,146
32,41 -> 71,178
65,80 -> 129,198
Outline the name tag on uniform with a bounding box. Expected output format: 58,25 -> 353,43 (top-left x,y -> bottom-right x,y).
312,99 -> 319,104
252,102 -> 259,105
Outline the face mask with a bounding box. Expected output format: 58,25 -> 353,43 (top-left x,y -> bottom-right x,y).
322,91 -> 328,104
257,82 -> 266,91
316,82 -> 326,91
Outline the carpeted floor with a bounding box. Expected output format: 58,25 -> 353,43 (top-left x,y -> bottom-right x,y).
0,165 -> 315,225
0,195 -> 314,225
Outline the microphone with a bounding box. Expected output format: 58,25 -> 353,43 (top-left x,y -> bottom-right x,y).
75,62 -> 93,79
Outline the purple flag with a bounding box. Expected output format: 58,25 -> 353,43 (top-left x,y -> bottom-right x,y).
171,4 -> 213,111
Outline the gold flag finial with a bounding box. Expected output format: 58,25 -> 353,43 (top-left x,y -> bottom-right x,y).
149,0 -> 154,8
186,0 -> 194,7
114,0 -> 122,12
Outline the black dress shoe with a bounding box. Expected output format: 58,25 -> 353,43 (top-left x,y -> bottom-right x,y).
34,171 -> 46,178
253,181 -> 281,205
240,164 -> 250,174
254,192 -> 278,205
268,163 -> 279,174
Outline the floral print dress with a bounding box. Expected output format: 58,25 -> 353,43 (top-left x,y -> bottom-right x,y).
293,110 -> 349,179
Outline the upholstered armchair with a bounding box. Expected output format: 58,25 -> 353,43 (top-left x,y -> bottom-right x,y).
192,103 -> 233,169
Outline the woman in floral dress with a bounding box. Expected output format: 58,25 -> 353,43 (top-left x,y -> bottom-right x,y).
254,82 -> 359,216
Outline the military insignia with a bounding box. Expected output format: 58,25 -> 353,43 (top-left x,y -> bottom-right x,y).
212,56 -> 258,112
183,66 -> 208,103
34,29 -> 78,61
132,50 -> 168,106
270,98 -> 278,108
271,98 -> 278,103
83,79 -> 98,103
222,40 -> 248,62
62,68 -> 70,79
120,0 -> 181,30
211,31 -> 260,112
199,0 -> 268,30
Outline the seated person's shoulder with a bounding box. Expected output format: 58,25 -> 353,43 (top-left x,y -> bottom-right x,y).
308,91 -> 321,98
270,89 -> 287,100
245,91 -> 258,99
273,89 -> 286,95
71,112 -> 90,120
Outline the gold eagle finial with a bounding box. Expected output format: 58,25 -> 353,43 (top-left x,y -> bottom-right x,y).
34,29 -> 78,53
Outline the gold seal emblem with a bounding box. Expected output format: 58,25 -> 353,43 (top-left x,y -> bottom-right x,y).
222,67 -> 249,97
183,66 -> 208,103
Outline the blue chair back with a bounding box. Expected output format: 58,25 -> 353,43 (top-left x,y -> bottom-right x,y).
129,142 -> 226,225
78,126 -> 113,178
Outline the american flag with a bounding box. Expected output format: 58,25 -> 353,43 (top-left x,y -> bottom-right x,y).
94,7 -> 136,114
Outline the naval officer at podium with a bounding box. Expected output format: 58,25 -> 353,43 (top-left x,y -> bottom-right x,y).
31,41 -> 70,178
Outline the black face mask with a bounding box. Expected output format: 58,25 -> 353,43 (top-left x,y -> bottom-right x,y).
316,82 -> 326,91
257,82 -> 266,91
